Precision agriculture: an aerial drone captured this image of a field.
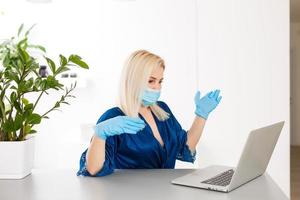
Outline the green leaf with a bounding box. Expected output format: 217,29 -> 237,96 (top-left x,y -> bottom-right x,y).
13,100 -> 22,113
69,54 -> 81,60
54,101 -> 60,108
24,124 -> 37,134
4,71 -> 19,83
17,38 -> 28,49
55,66 -> 70,76
40,80 -> 46,91
18,80 -> 30,93
2,53 -> 11,68
3,120 -> 14,132
27,113 -> 41,125
18,24 -> 24,37
24,103 -> 33,118
43,75 -> 60,89
10,92 -> 17,103
29,129 -> 37,134
16,59 -> 24,71
21,98 -> 29,106
34,78 -> 42,89
17,45 -> 30,63
24,103 -> 33,111
28,44 -> 46,53
25,24 -> 36,37
68,54 -> 89,69
59,54 -> 67,67
0,85 -> 9,104
25,78 -> 34,91
24,124 -> 31,134
14,114 -> 24,131
44,57 -> 56,74
32,86 -> 39,91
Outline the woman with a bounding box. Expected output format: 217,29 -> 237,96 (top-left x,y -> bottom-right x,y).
77,50 -> 222,176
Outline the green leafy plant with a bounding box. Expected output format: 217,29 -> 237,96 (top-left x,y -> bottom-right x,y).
0,24 -> 89,141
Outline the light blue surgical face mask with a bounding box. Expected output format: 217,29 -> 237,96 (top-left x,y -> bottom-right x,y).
142,88 -> 161,106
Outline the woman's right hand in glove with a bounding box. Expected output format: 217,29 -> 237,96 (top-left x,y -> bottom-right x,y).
94,116 -> 146,140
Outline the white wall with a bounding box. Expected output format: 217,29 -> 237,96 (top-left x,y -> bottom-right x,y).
194,0 -> 290,196
291,22 -> 300,146
0,0 -> 290,196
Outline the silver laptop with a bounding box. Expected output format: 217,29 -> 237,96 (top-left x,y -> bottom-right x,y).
171,121 -> 285,193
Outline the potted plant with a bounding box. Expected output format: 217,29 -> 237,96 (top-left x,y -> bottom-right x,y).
0,24 -> 89,179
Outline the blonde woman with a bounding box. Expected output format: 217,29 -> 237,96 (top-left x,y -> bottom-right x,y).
77,50 -> 222,176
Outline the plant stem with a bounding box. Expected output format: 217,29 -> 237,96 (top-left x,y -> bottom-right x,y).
7,114 -> 17,140
32,91 -> 44,112
5,95 -> 11,104
0,99 -> 6,123
0,129 -> 3,141
37,85 -> 76,125
18,125 -> 24,141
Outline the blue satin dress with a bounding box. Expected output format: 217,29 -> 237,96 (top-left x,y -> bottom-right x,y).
77,101 -> 196,177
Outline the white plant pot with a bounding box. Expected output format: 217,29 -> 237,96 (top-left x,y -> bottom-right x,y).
0,136 -> 35,179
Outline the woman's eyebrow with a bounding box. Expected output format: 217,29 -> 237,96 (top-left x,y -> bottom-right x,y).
150,76 -> 164,80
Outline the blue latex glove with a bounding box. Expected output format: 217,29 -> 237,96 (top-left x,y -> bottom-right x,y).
94,116 -> 146,140
194,89 -> 222,120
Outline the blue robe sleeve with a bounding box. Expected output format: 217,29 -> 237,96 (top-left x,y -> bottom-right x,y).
158,101 -> 196,163
77,108 -> 120,177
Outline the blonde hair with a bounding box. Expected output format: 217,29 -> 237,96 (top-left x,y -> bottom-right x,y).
117,50 -> 170,121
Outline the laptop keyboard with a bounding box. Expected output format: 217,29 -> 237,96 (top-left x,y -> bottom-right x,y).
201,169 -> 234,186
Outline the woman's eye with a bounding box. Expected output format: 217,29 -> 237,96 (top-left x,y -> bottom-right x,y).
149,80 -> 154,83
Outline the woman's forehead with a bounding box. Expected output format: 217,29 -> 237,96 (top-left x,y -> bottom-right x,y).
150,67 -> 164,79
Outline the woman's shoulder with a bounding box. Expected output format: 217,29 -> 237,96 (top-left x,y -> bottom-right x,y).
96,106 -> 124,124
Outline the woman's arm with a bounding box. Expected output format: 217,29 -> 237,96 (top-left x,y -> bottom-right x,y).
186,116 -> 206,151
186,89 -> 221,152
84,115 -> 145,176
86,136 -> 106,175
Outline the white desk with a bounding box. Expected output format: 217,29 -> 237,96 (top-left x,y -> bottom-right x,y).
0,169 -> 289,200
